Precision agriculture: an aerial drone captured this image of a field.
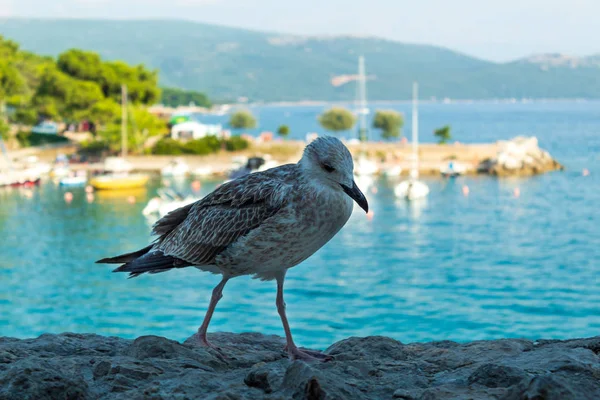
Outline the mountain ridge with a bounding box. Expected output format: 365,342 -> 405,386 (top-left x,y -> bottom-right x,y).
1,18 -> 599,102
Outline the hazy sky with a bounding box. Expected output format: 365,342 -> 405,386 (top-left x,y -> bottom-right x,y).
0,0 -> 597,61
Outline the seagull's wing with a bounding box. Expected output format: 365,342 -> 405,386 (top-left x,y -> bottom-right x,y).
153,165 -> 296,266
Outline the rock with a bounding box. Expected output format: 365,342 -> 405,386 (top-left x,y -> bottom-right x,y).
478,136 -> 564,176
1,333 -> 599,399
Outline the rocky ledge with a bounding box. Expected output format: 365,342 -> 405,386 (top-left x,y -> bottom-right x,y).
1,333 -> 599,400
477,136 -> 564,177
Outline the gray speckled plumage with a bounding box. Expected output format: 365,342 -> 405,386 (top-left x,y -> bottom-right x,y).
100,136 -> 365,281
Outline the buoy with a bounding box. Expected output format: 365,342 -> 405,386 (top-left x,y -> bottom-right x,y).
366,210 -> 374,221
85,185 -> 94,193
86,193 -> 94,203
127,196 -> 136,204
191,180 -> 202,192
64,192 -> 73,203
514,187 -> 520,198
462,185 -> 470,196
583,168 -> 590,176
371,186 -> 378,194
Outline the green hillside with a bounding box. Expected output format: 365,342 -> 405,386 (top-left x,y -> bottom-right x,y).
1,18 -> 599,102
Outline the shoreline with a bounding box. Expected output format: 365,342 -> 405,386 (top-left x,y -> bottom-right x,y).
4,139 -> 563,178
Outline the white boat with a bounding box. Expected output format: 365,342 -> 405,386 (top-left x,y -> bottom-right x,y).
143,188 -> 200,217
383,165 -> 403,178
0,139 -> 42,187
59,172 -> 87,187
161,158 -> 190,177
395,82 -> 429,201
440,161 -> 467,177
354,156 -> 379,176
394,179 -> 430,200
192,166 -> 214,177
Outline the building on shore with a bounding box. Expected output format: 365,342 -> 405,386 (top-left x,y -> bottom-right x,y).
170,121 -> 223,140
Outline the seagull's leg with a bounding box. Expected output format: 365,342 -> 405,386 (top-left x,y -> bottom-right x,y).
196,276 -> 229,349
276,273 -> 332,362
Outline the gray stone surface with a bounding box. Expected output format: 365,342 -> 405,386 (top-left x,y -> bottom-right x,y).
0,332 -> 598,399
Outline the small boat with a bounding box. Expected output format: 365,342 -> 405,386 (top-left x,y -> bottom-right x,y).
383,165 -> 403,178
229,157 -> 267,180
0,169 -> 42,187
59,173 -> 88,187
143,188 -> 200,217
90,173 -> 149,190
161,158 -> 190,177
192,166 -> 214,177
90,85 -> 149,191
354,156 -> 379,176
440,161 -> 467,177
395,82 -> 429,201
394,179 -> 430,200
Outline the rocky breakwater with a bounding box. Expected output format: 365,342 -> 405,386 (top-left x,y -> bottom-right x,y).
478,136 -> 564,177
1,332 -> 599,399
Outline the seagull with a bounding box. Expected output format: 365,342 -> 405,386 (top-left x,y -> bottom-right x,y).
97,136 -> 368,361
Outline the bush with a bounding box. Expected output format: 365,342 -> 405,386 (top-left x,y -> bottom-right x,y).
318,107 -> 356,133
224,136 -> 249,151
15,131 -> 69,147
183,136 -> 222,155
229,110 -> 257,129
152,138 -> 184,155
80,139 -> 110,155
152,135 -> 250,155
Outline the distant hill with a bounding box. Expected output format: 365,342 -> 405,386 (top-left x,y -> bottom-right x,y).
1,18 -> 600,102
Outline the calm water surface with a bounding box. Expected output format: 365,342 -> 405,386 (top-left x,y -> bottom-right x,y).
1,101 -> 599,348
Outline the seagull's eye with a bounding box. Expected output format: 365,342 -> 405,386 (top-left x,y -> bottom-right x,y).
322,163 -> 335,173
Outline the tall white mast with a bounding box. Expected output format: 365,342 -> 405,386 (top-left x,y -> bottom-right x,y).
411,82 -> 419,179
121,84 -> 128,159
357,56 -> 368,142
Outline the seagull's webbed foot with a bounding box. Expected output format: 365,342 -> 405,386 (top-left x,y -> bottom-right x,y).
285,345 -> 333,362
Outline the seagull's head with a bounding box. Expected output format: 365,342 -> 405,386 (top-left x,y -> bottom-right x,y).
301,136 -> 369,213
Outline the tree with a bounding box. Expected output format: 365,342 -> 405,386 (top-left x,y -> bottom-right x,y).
161,87 -> 211,108
318,107 -> 356,133
434,125 -> 452,144
277,124 -> 290,139
373,110 -> 404,140
229,110 -> 257,129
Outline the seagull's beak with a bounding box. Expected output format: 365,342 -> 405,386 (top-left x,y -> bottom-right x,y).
341,180 -> 369,213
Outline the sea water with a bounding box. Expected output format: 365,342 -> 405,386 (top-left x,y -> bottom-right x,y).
1,101 -> 599,348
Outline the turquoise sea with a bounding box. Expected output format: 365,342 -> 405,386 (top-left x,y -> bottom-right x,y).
1,101 -> 599,348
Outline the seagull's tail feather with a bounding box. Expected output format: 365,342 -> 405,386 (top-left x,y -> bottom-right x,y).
96,245 -> 154,264
97,246 -> 190,278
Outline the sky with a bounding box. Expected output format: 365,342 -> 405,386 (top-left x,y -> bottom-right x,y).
0,0 -> 597,62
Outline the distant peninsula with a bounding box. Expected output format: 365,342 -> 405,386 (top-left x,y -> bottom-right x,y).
1,18 -> 600,102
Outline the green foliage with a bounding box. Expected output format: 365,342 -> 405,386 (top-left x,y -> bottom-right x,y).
277,124 -> 290,138
152,138 -> 185,155
224,135 -> 249,151
434,125 -> 452,144
229,110 -> 257,129
373,110 -> 404,140
318,107 -> 356,132
15,131 -> 69,147
161,87 -> 211,108
152,135 -> 249,155
11,108 -> 38,125
0,118 -> 9,140
79,139 -> 110,155
183,136 -> 222,155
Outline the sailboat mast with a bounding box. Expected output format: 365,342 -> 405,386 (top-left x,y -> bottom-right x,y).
121,84 -> 128,159
412,82 -> 419,179
357,56 -> 368,142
